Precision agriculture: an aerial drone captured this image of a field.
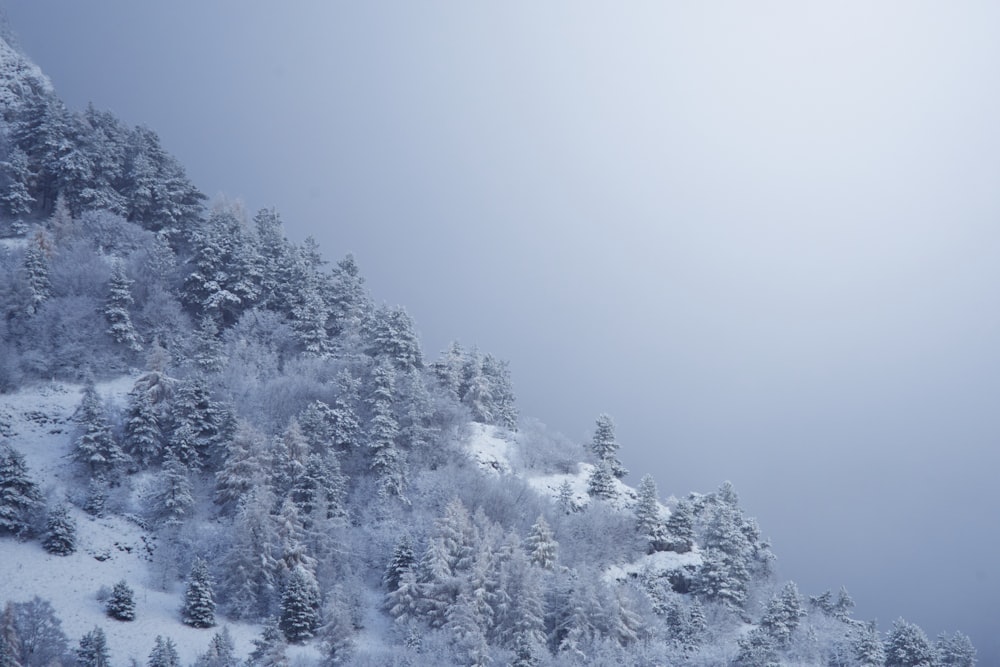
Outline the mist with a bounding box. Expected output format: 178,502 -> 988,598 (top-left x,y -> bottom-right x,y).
6,1 -> 1000,658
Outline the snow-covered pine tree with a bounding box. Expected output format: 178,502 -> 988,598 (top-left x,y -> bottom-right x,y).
122,386 -> 162,468
432,341 -> 465,401
105,580 -> 136,621
219,487 -> 280,620
481,353 -> 518,430
104,260 -> 141,351
634,474 -> 669,552
759,581 -> 803,648
0,444 -> 42,537
326,253 -> 370,339
155,451 -> 193,525
853,621 -> 886,667
168,376 -> 227,469
735,627 -> 778,667
367,361 -> 405,500
665,498 -> 695,553
556,480 -> 576,514
181,558 -> 216,628
0,146 -> 35,217
76,627 -> 110,667
936,631 -> 977,667
73,383 -> 126,476
590,414 -> 627,479
247,620 -> 288,667
524,515 -> 558,569
385,568 -> 421,624
195,627 -> 239,667
461,349 -> 494,424
42,504 -> 77,555
19,231 -> 51,316
148,636 -> 181,667
279,566 -> 321,643
214,420 -> 267,510
193,316 -> 225,374
383,534 -> 416,592
885,618 -> 935,667
586,459 -> 617,501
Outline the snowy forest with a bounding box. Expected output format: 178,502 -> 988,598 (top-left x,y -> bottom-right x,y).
0,28 -> 979,667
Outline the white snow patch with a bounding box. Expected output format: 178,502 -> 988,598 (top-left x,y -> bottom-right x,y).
0,237 -> 28,251
526,463 -> 643,512
603,548 -> 703,585
464,423 -> 514,475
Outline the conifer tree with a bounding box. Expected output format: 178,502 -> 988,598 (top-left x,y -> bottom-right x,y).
885,618 -> 935,667
665,498 -> 695,553
19,231 -> 51,316
590,414 -> 627,479
586,460 -> 617,501
936,631 -> 977,667
481,353 -> 518,430
148,636 -> 181,667
181,558 -> 216,628
195,627 -> 239,667
193,316 -> 225,374
556,480 -> 576,514
73,383 -> 126,476
105,580 -> 136,621
367,361 -> 405,499
634,474 -> 669,552
155,452 -> 194,525
759,581 -> 803,648
122,387 -> 162,468
329,371 -> 362,451
105,261 -> 141,351
524,515 -> 558,569
0,146 -> 35,217
248,620 -> 288,667
0,444 -> 42,537
43,504 -> 77,555
220,487 -> 280,620
385,568 -> 421,624
383,534 -> 416,592
214,421 -> 266,510
76,627 -> 110,667
279,566 -> 321,643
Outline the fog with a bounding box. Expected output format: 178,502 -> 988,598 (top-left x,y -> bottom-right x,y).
6,1 -> 1000,658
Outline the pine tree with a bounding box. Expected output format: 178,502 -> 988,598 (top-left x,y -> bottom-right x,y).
105,260 -> 141,351
122,387 -> 162,468
385,568 -> 421,623
169,376 -> 226,470
182,558 -> 216,628
155,452 -> 194,525
279,566 -> 320,643
367,361 -> 405,500
665,498 -> 695,553
326,254 -> 370,338
634,474 -> 669,552
105,580 -> 136,621
219,487 -> 280,620
195,627 -> 239,667
43,504 -> 77,555
735,628 -> 778,667
248,620 -> 288,667
481,353 -> 518,430
0,146 -> 35,217
853,621 -> 886,667
383,534 -> 416,592
524,515 -> 558,569
73,383 -> 126,476
214,421 -> 266,510
76,627 -> 110,667
0,444 -> 42,537
329,372 -> 362,451
759,581 -> 803,648
590,414 -> 627,479
885,618 -> 935,667
193,316 -> 225,374
936,631 -> 977,667
586,460 -> 617,501
556,480 -> 576,514
148,636 -> 181,667
19,231 -> 51,316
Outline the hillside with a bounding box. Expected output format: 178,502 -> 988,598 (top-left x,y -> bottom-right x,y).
0,31 -> 978,667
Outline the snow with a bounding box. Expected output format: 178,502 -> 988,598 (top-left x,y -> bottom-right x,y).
0,35 -> 53,112
603,548 -> 704,585
0,377 -> 262,665
464,423 -> 514,475
0,237 -> 28,251
526,463 -> 641,512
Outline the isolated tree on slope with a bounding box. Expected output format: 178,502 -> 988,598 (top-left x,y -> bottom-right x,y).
105,580 -> 136,621
885,618 -> 935,667
590,414 -> 627,479
104,260 -> 141,351
182,558 -> 216,628
0,444 -> 42,537
42,504 -> 77,555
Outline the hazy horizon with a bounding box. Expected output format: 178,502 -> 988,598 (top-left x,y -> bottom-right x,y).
6,1 -> 1000,659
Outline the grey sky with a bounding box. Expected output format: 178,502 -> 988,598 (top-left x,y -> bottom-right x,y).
6,1 -> 1000,658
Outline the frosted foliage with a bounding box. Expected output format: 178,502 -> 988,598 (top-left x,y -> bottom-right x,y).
590,414 -> 626,479
42,504 -> 76,555
885,618 -> 935,667
182,558 -> 216,628
105,261 -> 141,351
936,631 -> 977,667
524,515 -> 558,569
0,444 -> 41,536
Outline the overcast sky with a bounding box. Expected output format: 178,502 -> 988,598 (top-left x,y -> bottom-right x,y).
6,1 -> 1000,658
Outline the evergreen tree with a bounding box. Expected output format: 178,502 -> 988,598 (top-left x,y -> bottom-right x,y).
105,580 -> 136,621
214,421 -> 266,510
147,636 -> 181,667
181,558 -> 216,628
385,568 -> 421,624
735,628 -> 778,667
195,628 -> 239,667
586,460 -> 617,501
365,305 -> 423,371
169,376 -> 227,469
279,566 -> 321,643
432,341 -> 465,401
936,631 -> 977,667
42,504 -> 77,555
556,480 -> 576,514
885,618 -> 936,667
219,487 -> 280,620
122,387 -> 162,468
695,501 -> 752,609
155,452 -> 194,525
383,534 -> 416,592
759,581 -> 803,648
590,414 -> 627,478
326,254 -> 370,338
481,353 -> 518,430
247,620 -> 287,667
853,622 -> 887,667
19,232 -> 51,316
524,515 -> 558,569
329,371 -> 362,451
76,627 -> 110,667
0,145 -> 35,217
105,260 -> 141,351
665,498 -> 695,553
193,316 -> 225,374
634,474 -> 669,552
73,383 -> 126,476
0,444 -> 42,537
367,361 -> 405,500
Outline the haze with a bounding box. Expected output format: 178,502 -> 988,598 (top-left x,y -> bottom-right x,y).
6,1 -> 1000,659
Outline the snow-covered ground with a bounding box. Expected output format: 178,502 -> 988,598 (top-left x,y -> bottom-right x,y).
464,423 -> 514,475
0,377 -> 262,665
603,548 -> 703,585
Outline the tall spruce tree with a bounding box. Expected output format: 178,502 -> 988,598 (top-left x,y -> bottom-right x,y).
367,361 -> 405,500
590,414 -> 627,479
42,504 -> 77,555
73,383 -> 126,476
181,558 -> 216,628
279,566 -> 321,643
885,618 -> 935,667
148,636 -> 181,667
524,515 -> 558,569
0,444 -> 42,537
76,627 -> 110,667
104,260 -> 141,351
